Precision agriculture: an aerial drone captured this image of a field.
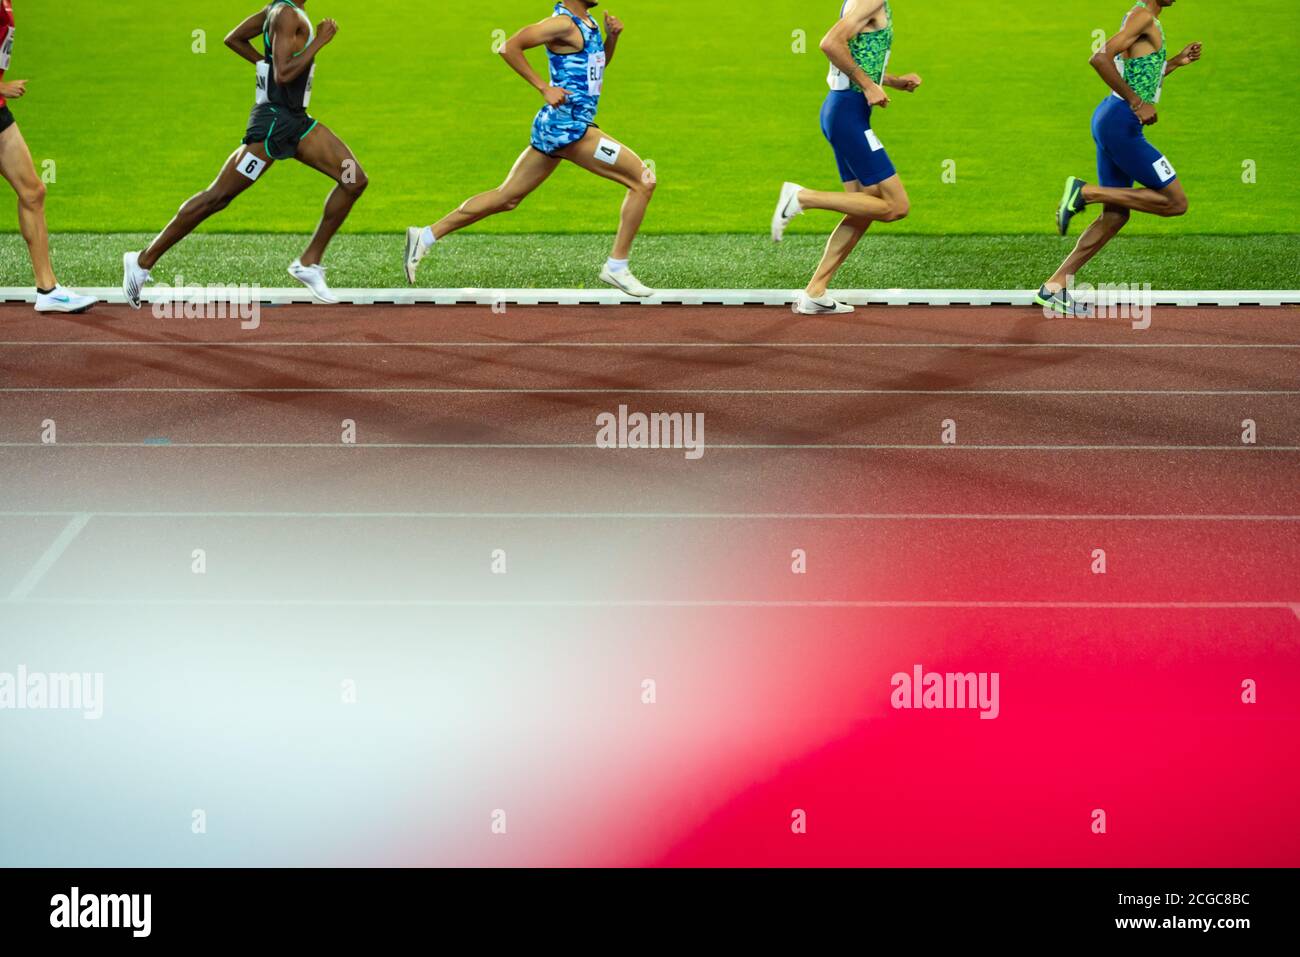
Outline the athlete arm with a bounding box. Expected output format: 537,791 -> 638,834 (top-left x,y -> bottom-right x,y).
1164,41 -> 1202,76
270,11 -> 336,86
224,10 -> 267,66
603,12 -> 624,66
500,17 -> 576,104
883,73 -> 921,92
1089,10 -> 1155,121
820,0 -> 889,107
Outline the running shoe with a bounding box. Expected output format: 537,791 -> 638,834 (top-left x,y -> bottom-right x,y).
793,291 -> 854,315
1056,176 -> 1087,235
34,285 -> 98,314
122,252 -> 151,310
289,260 -> 339,304
599,265 -> 654,298
1034,284 -> 1093,317
404,226 -> 430,285
771,182 -> 804,242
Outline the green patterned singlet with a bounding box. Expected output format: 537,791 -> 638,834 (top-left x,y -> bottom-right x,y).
827,0 -> 893,92
1116,1 -> 1166,104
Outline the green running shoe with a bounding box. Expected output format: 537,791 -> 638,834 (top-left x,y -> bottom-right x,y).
1056,176 -> 1087,235
1034,284 -> 1093,317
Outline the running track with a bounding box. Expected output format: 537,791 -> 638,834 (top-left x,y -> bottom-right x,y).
1,302 -> 1297,867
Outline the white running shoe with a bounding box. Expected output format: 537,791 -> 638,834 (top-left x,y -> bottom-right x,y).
289,259 -> 339,304
34,285 -> 98,314
771,182 -> 804,242
599,265 -> 654,298
404,226 -> 430,285
122,251 -> 151,310
793,291 -> 854,315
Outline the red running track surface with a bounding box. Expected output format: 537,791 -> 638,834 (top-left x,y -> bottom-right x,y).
0,302 -> 1297,867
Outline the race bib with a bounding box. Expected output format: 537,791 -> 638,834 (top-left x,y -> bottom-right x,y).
1,29 -> 14,72
1152,154 -> 1176,184
586,51 -> 605,97
236,150 -> 268,182
594,137 -> 622,165
827,64 -> 851,92
866,130 -> 884,152
255,60 -> 270,104
255,60 -> 313,107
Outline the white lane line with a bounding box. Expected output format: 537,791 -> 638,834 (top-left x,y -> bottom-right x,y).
6,513 -> 92,601
3,442 -> 1298,451
1292,604 -> 1300,621
2,341 -> 1298,349
2,388 -> 1297,396
3,512 -> 1298,521
2,286 -> 1297,307
5,598 -> 1296,610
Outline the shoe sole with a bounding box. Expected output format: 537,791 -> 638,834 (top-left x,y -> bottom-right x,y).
598,272 -> 653,298
1056,177 -> 1081,236
123,253 -> 143,310
289,268 -> 339,305
404,228 -> 421,285
1035,294 -> 1091,318
771,185 -> 799,242
793,302 -> 854,315
35,304 -> 95,315
1035,295 -> 1068,315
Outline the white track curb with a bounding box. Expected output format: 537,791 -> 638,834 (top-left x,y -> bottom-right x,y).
2,287 -> 1298,307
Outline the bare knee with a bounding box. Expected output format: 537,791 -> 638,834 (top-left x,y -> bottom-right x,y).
341,168 -> 369,199
17,179 -> 46,209
1101,208 -> 1131,232
1162,194 -> 1188,217
882,198 -> 910,223
199,188 -> 237,217
497,191 -> 524,212
631,169 -> 657,201
208,191 -> 234,215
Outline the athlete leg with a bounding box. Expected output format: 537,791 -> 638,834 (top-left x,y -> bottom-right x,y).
293,123 -> 368,267
804,181 -> 875,298
796,174 -> 909,223
803,176 -> 908,297
1080,180 -> 1187,217
139,143 -> 273,271
1045,204 -> 1131,291
0,123 -> 56,288
429,147 -> 560,240
557,129 -> 656,260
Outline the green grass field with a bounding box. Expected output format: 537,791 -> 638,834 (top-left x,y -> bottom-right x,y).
3,1 -> 1298,287
6,233 -> 1297,290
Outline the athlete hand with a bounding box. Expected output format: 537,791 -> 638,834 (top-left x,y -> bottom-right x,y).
894,73 -> 922,92
864,84 -> 890,109
1131,100 -> 1158,126
604,13 -> 624,37
0,80 -> 27,99
1172,42 -> 1202,67
316,19 -> 339,45
542,86 -> 572,107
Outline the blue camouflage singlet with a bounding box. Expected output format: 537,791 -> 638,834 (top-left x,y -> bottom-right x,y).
530,3 -> 605,155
